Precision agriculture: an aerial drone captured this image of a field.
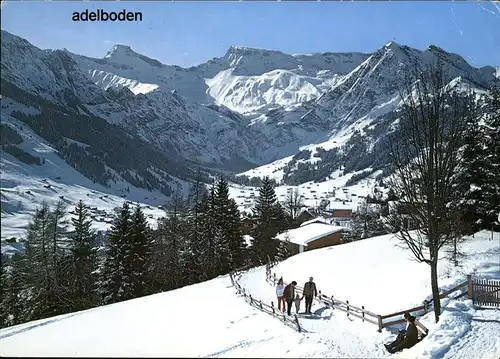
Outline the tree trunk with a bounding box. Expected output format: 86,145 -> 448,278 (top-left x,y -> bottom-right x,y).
453,237 -> 458,267
430,260 -> 440,323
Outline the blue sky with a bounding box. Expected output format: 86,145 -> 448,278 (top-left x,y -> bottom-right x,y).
1,1 -> 499,67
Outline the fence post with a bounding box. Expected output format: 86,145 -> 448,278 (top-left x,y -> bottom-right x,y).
467,275 -> 473,300
377,315 -> 383,333
250,294 -> 253,304
273,273 -> 277,283
272,301 -> 275,316
260,300 -> 263,309
362,305 -> 365,322
331,296 -> 334,307
346,300 -> 350,317
295,315 -> 302,333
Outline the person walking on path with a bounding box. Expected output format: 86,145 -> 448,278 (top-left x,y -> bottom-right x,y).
303,277 -> 318,314
276,277 -> 286,313
283,281 -> 297,316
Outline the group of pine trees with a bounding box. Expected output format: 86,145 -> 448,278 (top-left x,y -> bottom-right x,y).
1,175 -> 293,329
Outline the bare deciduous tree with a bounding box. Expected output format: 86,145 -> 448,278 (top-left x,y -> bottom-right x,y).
284,188 -> 304,220
386,63 -> 478,323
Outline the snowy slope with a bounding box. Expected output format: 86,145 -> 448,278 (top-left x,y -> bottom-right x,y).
0,277 -> 334,358
72,44 -> 211,104
238,230 -> 500,358
85,69 -> 159,95
240,231 -> 500,314
1,231 -> 498,358
205,68 -> 338,114
201,48 -> 369,115
0,114 -> 182,243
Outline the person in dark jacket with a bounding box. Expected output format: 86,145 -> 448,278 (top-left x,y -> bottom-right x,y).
384,312 -> 411,352
283,281 -> 297,316
303,277 -> 318,314
385,313 -> 419,354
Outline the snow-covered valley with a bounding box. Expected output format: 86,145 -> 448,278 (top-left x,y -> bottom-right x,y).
1,28 -> 498,248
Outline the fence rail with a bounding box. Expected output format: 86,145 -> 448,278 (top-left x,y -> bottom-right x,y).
229,268 -> 303,333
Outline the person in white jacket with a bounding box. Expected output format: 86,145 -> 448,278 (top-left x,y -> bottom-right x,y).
276,277 -> 286,312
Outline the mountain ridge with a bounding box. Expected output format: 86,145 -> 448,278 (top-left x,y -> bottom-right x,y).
1,29 -> 496,197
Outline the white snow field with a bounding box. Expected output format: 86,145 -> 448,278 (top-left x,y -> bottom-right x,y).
1,231 -> 499,358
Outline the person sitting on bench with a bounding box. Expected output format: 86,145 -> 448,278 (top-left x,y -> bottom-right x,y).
384,312 -> 419,354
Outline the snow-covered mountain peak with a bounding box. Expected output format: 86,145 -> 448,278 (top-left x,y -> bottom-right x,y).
104,44 -> 134,58
103,44 -> 164,68
384,41 -> 403,50
220,46 -> 299,76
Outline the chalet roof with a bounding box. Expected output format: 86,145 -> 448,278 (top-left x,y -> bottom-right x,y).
276,223 -> 344,247
300,216 -> 333,227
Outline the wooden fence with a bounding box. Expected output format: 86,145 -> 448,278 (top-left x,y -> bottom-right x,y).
471,277 -> 500,308
229,269 -> 304,333
266,266 -> 499,333
265,267 -> 379,329
375,275 -> 500,333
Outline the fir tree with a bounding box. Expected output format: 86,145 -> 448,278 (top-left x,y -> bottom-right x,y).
226,199 -> 247,270
212,177 -> 233,274
185,172 -> 209,284
101,202 -> 132,304
0,256 -> 7,327
69,200 -> 98,311
482,82 -> 500,231
23,202 -> 61,320
0,254 -> 30,328
458,84 -> 500,232
198,189 -> 217,280
151,190 -> 187,292
250,177 -> 287,265
127,205 -> 153,298
275,233 -> 291,262
49,201 -> 72,311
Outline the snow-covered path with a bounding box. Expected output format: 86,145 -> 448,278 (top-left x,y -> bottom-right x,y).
238,267 -> 392,358
441,308 -> 500,359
